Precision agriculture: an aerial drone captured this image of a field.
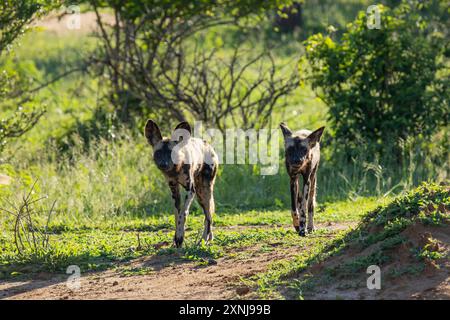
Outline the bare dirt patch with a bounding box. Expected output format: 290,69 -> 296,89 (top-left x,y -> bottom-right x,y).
2,253 -> 266,300
281,222 -> 450,300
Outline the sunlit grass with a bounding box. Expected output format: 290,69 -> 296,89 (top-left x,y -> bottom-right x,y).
0,194 -> 385,279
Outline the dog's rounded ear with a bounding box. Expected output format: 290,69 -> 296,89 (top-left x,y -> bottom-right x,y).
174,121 -> 192,135
307,126 -> 325,148
144,119 -> 162,147
172,121 -> 192,143
279,122 -> 292,138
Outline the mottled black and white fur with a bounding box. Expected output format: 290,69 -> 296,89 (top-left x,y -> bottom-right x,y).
145,120 -> 219,247
280,122 -> 325,236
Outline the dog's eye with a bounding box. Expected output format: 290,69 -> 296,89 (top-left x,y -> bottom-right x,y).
298,146 -> 307,154
154,150 -> 165,159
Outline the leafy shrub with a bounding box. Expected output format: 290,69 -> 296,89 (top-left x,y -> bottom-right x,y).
304,0 -> 449,157
0,0 -> 58,155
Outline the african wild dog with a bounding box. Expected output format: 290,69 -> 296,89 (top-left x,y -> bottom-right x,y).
144,120 -> 219,248
280,123 -> 325,237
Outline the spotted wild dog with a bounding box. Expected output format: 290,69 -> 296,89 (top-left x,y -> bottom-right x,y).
280,123 -> 325,237
144,120 -> 219,247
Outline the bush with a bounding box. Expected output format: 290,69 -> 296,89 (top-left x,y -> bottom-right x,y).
304,0 -> 449,158
0,0 -> 57,155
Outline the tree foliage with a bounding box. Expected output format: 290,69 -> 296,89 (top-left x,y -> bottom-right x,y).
77,0 -> 298,128
0,0 -> 58,155
304,0 -> 449,156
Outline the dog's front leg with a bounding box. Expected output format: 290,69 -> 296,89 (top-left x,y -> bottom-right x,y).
290,176 -> 300,232
175,180 -> 196,248
307,165 -> 318,233
169,181 -> 184,247
299,173 -> 311,237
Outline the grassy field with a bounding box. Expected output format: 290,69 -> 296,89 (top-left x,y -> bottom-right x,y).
0,189 -> 392,298
1,183 -> 447,299
0,195 -> 388,277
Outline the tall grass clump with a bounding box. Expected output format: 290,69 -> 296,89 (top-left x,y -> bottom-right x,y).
2,130 -> 173,224
318,132 -> 449,201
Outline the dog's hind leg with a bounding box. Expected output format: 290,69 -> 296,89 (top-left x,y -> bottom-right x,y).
197,188 -> 214,244
195,165 -> 216,244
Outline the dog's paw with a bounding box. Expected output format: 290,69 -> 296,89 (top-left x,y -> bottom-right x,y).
173,236 -> 184,248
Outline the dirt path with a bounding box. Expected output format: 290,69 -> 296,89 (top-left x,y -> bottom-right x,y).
0,223 -> 351,300
3,220 -> 448,300
1,250 -> 275,300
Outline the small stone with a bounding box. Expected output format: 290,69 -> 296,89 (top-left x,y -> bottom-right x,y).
207,259 -> 217,265
269,242 -> 282,247
112,281 -> 119,286
236,286 -> 250,296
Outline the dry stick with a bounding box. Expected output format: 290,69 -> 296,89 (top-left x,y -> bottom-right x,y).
23,195 -> 37,253
43,200 -> 56,250
3,179 -> 56,255
0,204 -> 21,252
137,232 -> 141,251
23,182 -> 39,253
24,66 -> 88,96
14,205 -> 27,255
0,205 -> 17,217
28,199 -> 54,252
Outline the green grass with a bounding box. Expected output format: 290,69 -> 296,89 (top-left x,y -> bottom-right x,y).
0,28 -> 100,155
0,193 -> 389,280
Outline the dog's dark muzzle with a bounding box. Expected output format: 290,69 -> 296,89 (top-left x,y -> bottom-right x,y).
289,157 -> 306,168
157,161 -> 170,171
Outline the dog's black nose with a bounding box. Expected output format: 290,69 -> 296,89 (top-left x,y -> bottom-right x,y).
158,162 -> 170,170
